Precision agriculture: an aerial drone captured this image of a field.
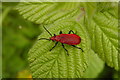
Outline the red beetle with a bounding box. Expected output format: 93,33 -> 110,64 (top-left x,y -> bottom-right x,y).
39,26 -> 83,55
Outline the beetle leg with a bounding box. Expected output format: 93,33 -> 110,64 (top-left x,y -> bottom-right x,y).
59,31 -> 62,34
54,34 -> 56,36
50,42 -> 58,51
62,43 -> 69,56
72,45 -> 84,52
68,30 -> 75,34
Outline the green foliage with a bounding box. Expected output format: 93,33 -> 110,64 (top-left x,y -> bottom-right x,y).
83,50 -> 104,78
82,2 -> 97,21
85,9 -> 118,70
28,21 -> 91,78
8,2 -> 119,78
2,4 -> 40,78
15,2 -> 81,24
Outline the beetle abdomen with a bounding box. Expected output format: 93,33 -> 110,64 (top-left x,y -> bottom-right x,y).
58,34 -> 81,45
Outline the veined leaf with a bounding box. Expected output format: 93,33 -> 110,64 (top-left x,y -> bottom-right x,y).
28,21 -> 91,78
15,2 -> 119,78
15,2 -> 81,24
83,2 -> 97,21
96,2 -> 118,19
83,50 -> 104,78
86,8 -> 118,70
97,2 -> 118,13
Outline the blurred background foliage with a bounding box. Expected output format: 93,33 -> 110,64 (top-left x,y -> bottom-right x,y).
1,2 -> 119,79
2,2 -> 42,78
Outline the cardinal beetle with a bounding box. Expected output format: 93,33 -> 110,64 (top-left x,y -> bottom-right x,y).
39,26 -> 84,55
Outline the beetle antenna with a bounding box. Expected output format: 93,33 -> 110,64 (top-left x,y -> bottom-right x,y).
39,38 -> 50,41
43,26 -> 52,37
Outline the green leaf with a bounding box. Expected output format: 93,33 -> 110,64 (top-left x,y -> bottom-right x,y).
15,2 -> 119,78
83,2 -> 97,21
83,50 -> 104,78
86,8 -> 118,70
97,2 -> 118,19
97,2 -> 118,13
15,2 -> 80,24
28,21 -> 91,78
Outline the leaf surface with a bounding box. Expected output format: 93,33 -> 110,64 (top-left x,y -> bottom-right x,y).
15,2 -> 81,24
86,8 -> 118,70
28,21 -> 91,78
83,50 -> 104,78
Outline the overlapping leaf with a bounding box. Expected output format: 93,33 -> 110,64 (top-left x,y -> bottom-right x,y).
15,2 -> 81,24
15,2 -> 119,78
85,9 -> 118,70
28,21 -> 91,78
83,50 -> 104,78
